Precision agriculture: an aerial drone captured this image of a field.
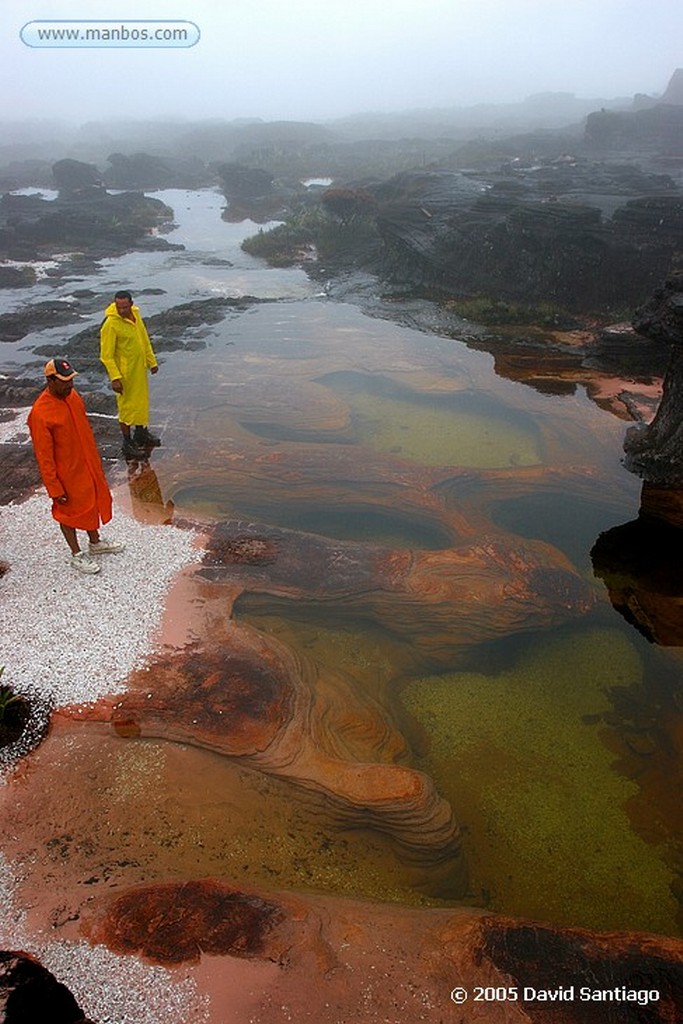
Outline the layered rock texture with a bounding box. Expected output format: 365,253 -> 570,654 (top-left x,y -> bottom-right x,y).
624,271 -> 683,484
372,167 -> 682,311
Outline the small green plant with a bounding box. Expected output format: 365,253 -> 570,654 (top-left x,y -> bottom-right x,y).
0,667 -> 23,723
443,296 -> 574,326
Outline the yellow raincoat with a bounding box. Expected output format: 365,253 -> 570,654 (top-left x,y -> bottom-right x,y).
100,302 -> 158,426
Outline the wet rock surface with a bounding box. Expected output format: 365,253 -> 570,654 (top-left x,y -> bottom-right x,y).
80,881 -> 683,1023
624,271 -> 683,483
113,642 -> 294,757
0,266 -> 35,289
0,299 -> 85,343
112,607 -> 464,873
0,187 -> 178,263
29,296 -> 277,369
371,166 -> 683,311
85,881 -> 283,965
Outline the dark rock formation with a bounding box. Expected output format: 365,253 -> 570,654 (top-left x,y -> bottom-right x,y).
0,687 -> 29,750
623,271 -> 683,483
373,169 -> 683,311
0,951 -> 92,1023
0,300 -> 83,343
662,68 -> 683,105
0,266 -> 35,289
0,189 -> 176,262
480,918 -> 683,1024
104,151 -> 209,190
52,158 -> 102,192
216,160 -> 318,222
216,162 -> 275,200
584,103 -> 683,155
591,495 -> 683,646
0,160 -> 54,191
42,296 -> 274,372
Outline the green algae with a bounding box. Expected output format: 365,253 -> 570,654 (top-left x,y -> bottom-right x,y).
346,390 -> 542,468
399,626 -> 678,934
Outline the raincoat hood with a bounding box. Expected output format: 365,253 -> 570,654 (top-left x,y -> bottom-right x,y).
104,301 -> 141,318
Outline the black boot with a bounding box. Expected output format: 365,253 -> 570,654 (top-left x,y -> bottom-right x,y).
122,437 -> 147,460
133,426 -> 161,447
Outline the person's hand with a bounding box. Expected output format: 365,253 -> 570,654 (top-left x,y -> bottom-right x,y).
150,366 -> 159,375
112,379 -> 123,393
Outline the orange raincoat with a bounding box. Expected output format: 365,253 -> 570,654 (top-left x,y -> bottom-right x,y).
100,302 -> 158,426
27,388 -> 112,530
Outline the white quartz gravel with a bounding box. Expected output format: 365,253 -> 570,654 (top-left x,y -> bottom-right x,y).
0,408 -> 30,445
0,491 -> 202,707
0,494 -> 208,1019
0,853 -> 209,1024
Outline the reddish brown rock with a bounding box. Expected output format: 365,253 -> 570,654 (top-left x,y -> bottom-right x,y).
113,642 -> 292,756
84,880 -> 283,965
202,520 -> 595,663
80,879 -> 683,1024
112,622 -> 464,877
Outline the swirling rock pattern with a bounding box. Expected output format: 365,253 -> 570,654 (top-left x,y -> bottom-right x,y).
113,613 -> 464,875
202,520 -> 594,660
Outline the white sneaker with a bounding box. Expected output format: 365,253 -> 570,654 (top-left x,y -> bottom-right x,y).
71,551 -> 101,574
89,538 -> 126,555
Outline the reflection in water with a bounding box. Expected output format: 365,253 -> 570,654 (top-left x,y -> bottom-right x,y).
592,484 -> 683,646
493,490 -> 624,571
126,461 -> 175,526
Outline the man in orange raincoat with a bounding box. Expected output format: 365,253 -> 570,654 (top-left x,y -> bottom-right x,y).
27,358 -> 125,575
100,290 -> 160,460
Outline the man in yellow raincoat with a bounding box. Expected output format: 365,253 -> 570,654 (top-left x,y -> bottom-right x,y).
100,290 -> 160,459
28,357 -> 125,574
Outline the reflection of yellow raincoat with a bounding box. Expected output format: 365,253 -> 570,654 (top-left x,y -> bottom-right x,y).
100,302 -> 157,425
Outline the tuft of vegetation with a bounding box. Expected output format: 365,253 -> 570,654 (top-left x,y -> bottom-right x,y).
443,296 -> 576,327
0,666 -> 22,724
242,204 -> 380,270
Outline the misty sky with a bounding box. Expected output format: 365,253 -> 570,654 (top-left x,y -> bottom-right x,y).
4,0 -> 682,124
